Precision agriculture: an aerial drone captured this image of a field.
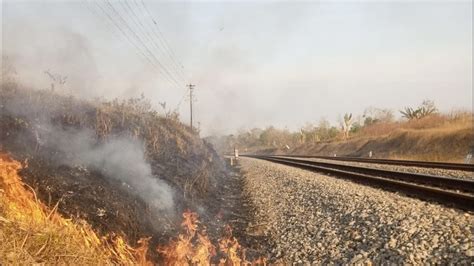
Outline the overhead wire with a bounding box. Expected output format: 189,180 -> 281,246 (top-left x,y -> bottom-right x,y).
119,0 -> 186,85
102,0 -> 183,89
173,89 -> 188,113
90,0 -> 177,88
136,0 -> 188,81
85,0 -> 163,79
133,0 -> 190,111
83,0 -> 190,112
125,0 -> 186,83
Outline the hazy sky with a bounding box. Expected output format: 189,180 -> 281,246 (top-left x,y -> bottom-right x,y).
1,0 -> 472,135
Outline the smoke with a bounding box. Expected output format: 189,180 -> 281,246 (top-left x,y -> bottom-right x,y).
2,90 -> 175,212
2,7 -> 154,101
2,1 -> 473,137
48,127 -> 175,211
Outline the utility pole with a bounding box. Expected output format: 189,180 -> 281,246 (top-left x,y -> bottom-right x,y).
187,84 -> 195,129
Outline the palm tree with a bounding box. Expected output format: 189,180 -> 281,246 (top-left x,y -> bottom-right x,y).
400,107 -> 420,120
342,113 -> 353,140
400,100 -> 437,120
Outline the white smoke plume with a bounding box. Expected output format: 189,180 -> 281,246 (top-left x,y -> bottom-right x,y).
48,127 -> 175,211
2,89 -> 175,212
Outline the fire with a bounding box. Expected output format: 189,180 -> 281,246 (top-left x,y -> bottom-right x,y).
0,152 -> 151,264
157,211 -> 215,264
219,225 -> 243,265
158,210 -> 266,265
0,153 -> 49,225
0,152 -> 266,264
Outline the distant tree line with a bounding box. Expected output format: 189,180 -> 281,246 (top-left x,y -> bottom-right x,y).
211,100 -> 459,153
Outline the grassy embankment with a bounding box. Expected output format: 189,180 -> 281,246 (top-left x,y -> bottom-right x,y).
0,84 -> 225,263
291,114 -> 474,162
214,111 -> 473,162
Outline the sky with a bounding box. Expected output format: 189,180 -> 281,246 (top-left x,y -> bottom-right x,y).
1,0 -> 472,136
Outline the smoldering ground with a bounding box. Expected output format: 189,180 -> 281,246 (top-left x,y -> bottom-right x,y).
46,127 -> 175,211
2,88 -> 176,217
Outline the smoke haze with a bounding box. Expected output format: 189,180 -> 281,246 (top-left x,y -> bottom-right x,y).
3,90 -> 175,213
50,129 -> 175,211
2,0 -> 472,136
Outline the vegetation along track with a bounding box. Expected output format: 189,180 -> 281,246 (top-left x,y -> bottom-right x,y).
243,155 -> 474,211
274,154 -> 474,171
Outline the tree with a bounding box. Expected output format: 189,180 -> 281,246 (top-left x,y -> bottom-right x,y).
300,123 -> 317,144
315,119 -> 336,141
400,107 -> 420,120
44,69 -> 67,92
363,107 -> 394,126
350,122 -> 362,134
400,100 -> 437,120
341,113 -> 353,140
259,127 -> 279,147
419,100 -> 437,117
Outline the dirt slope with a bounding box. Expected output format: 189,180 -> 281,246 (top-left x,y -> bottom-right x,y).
288,127 -> 474,162
0,85 -> 227,260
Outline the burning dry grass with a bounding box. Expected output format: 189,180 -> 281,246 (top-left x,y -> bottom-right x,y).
0,152 -> 264,264
158,211 -> 266,265
1,85 -> 227,257
0,152 -> 151,264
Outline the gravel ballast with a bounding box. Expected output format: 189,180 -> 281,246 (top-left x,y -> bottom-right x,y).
240,158 -> 474,264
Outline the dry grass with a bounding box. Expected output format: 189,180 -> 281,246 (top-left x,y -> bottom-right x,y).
354,112 -> 473,139
0,85 -> 219,199
0,152 -> 151,265
288,112 -> 474,162
383,127 -> 474,162
0,84 -> 226,263
0,153 -> 261,264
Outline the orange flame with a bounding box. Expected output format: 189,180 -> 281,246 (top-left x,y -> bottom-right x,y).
157,211 -> 216,265
0,152 -> 266,264
158,210 -> 266,266
219,225 -> 243,265
0,152 -> 152,264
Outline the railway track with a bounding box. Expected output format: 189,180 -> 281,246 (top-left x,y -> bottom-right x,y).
272,154 -> 474,171
242,155 -> 474,211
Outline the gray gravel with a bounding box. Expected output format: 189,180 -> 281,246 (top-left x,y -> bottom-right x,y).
240,157 -> 474,264
279,156 -> 474,180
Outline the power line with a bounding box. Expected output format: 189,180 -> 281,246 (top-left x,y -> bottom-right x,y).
89,0 -> 165,80
103,0 -> 182,89
134,0 -> 189,109
136,0 -> 188,81
125,0 -> 186,83
138,0 -> 187,80
84,0 -> 190,112
101,0 -> 183,89
119,0 -> 185,84
88,0 -> 171,87
173,89 -> 188,112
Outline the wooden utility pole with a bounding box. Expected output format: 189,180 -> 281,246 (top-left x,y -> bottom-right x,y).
187,84 -> 195,129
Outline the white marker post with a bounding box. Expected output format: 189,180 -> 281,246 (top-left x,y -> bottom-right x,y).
466,153 -> 473,164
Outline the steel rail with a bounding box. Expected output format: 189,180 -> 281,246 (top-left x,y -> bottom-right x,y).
243,155 -> 474,211
268,156 -> 474,193
272,154 -> 474,171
